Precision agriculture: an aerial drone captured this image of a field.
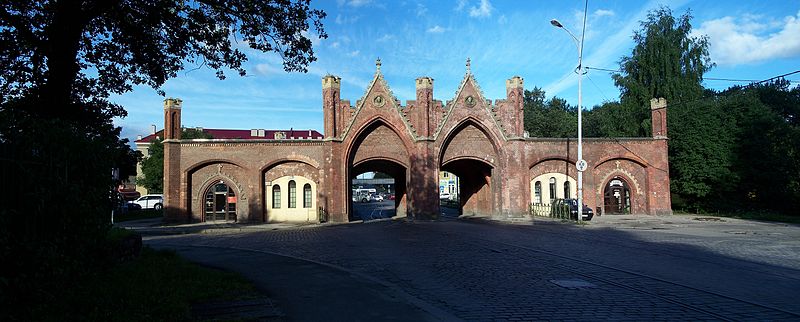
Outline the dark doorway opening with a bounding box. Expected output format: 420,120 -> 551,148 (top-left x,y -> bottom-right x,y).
441,159 -> 493,217
204,181 -> 237,222
349,160 -> 407,221
604,176 -> 631,214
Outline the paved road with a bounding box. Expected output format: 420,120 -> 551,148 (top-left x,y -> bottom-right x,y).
352,200 -> 396,220
140,215 -> 800,321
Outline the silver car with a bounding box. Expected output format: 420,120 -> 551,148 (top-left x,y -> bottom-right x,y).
130,194 -> 164,210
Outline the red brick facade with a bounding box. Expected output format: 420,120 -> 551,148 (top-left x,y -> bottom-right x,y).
163,62 -> 672,223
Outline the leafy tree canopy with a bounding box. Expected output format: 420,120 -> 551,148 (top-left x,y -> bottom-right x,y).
139,128 -> 212,193
612,6 -> 713,136
0,1 -> 326,319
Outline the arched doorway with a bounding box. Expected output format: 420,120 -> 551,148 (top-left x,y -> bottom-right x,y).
349,159 -> 407,221
604,176 -> 631,214
204,181 -> 237,222
442,159 -> 493,217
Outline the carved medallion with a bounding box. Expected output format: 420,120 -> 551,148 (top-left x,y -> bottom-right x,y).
373,95 -> 386,107
465,95 -> 476,107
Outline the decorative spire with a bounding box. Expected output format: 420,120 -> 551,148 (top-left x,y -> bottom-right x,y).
376,57 -> 382,73
466,57 -> 471,74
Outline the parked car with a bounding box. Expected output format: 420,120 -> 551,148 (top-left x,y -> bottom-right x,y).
370,194 -> 384,202
387,193 -> 395,200
552,198 -> 593,221
355,193 -> 371,203
439,193 -> 452,201
130,194 -> 163,210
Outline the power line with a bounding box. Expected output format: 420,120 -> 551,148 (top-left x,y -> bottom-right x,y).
666,69 -> 800,109
584,66 -> 799,83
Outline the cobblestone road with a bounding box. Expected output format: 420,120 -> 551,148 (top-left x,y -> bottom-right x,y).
145,215 -> 800,321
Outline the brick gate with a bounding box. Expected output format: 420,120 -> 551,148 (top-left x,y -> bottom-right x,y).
163,60 -> 671,223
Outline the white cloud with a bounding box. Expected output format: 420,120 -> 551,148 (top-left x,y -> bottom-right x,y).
377,34 -> 394,42
330,41 -> 340,49
455,0 -> 467,11
254,63 -> 280,76
594,9 -> 615,17
347,0 -> 371,7
416,3 -> 428,17
544,0 -> 677,97
335,14 -> 360,24
469,0 -> 493,18
427,25 -> 446,33
498,14 -> 507,24
694,12 -> 800,65
347,50 -> 360,57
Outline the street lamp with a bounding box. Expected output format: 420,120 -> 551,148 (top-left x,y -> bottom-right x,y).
551,18 -> 587,222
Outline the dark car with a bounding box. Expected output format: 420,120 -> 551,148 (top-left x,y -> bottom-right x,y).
552,198 -> 593,221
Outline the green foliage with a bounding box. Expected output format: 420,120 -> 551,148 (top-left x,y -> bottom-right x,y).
667,98 -> 737,210
723,81 -> 800,213
139,139 -> 164,193
139,128 -> 213,193
583,101 -> 641,137
0,1 -> 326,319
20,247 -> 258,321
612,6 -> 713,136
523,87 -> 578,137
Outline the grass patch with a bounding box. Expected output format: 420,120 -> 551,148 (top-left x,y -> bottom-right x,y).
50,247 -> 259,321
115,208 -> 163,222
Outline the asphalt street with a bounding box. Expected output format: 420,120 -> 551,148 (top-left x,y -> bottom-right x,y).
134,214 -> 800,321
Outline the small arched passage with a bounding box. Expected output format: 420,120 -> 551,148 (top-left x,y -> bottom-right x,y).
345,118 -> 412,221
604,176 -> 631,214
441,158 -> 494,217
203,181 -> 237,222
349,159 -> 407,221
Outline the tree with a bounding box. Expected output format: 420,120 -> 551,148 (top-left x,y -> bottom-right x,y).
583,101 -> 641,137
139,128 -> 212,193
612,6 -> 714,136
723,81 -> 800,213
523,87 -> 578,137
0,1 -> 326,319
1,0 -> 327,119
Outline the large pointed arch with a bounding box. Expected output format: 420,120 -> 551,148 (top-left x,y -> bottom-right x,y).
438,117 -> 501,167
345,116 -> 414,168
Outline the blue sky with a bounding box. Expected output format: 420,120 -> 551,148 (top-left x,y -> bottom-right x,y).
112,0 -> 800,143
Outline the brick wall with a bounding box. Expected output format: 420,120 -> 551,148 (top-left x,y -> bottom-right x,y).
163,68 -> 672,223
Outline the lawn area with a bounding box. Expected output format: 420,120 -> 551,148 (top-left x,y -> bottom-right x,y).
45,246 -> 260,321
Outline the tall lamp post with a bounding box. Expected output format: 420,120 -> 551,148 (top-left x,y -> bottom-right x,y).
551,18 -> 587,222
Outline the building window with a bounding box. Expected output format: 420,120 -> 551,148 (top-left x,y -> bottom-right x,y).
564,181 -> 571,199
288,180 -> 297,208
549,177 -> 556,202
272,185 -> 281,209
303,183 -> 312,208
534,181 -> 542,204
443,172 -> 449,178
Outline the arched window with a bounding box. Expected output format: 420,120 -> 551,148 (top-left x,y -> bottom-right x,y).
288,180 -> 297,208
549,177 -> 556,202
272,185 -> 281,209
564,181 -> 571,199
534,181 -> 542,204
303,184 -> 312,208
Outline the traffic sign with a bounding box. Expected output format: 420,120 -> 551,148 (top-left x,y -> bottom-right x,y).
576,159 -> 587,172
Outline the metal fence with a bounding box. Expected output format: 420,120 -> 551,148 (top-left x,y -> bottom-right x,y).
529,202 -> 575,221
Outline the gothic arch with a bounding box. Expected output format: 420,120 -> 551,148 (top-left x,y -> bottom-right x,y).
593,155 -> 649,170
185,159 -> 244,175
345,117 -> 413,168
260,157 -> 320,173
439,117 -> 501,166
